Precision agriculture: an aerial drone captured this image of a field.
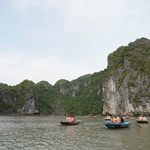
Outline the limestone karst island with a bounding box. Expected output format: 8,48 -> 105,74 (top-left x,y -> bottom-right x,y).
0,37 -> 150,116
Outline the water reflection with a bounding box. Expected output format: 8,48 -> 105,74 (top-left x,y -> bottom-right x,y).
64,126 -> 75,141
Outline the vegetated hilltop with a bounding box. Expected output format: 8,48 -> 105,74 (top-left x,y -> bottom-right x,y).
0,37 -> 150,116
0,72 -> 104,115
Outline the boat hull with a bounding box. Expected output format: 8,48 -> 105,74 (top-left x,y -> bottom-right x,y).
104,121 -> 131,129
137,120 -> 148,123
60,120 -> 81,125
105,118 -> 111,121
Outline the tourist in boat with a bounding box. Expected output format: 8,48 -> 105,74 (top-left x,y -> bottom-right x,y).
142,116 -> 147,121
138,115 -> 143,120
66,115 -> 69,122
71,115 -> 75,121
112,116 -> 117,123
66,114 -> 75,122
105,115 -> 111,119
116,116 -> 121,124
138,115 -> 147,121
66,115 -> 71,122
112,116 -> 121,124
119,115 -> 124,122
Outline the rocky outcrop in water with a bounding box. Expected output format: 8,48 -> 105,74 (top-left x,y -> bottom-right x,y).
102,38 -> 150,116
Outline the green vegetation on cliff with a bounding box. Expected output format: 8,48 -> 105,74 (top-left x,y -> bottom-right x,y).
108,37 -> 150,76
0,37 -> 149,115
59,72 -> 104,115
34,81 -> 57,114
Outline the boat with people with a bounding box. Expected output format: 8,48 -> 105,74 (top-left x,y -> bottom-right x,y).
105,115 -> 112,121
137,119 -> 148,123
60,120 -> 81,125
104,121 -> 131,129
137,115 -> 148,123
60,114 -> 81,125
103,115 -> 131,129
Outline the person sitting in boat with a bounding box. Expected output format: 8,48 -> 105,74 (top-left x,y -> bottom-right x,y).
112,116 -> 121,124
138,115 -> 143,120
71,114 -> 75,122
119,115 -> 124,122
66,115 -> 69,122
138,115 -> 147,120
141,116 -> 147,121
66,115 -> 72,122
105,115 -> 111,119
112,117 -> 117,123
116,116 -> 121,124
66,114 -> 75,122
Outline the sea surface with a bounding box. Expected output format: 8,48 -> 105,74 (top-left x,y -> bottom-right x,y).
0,115 -> 150,150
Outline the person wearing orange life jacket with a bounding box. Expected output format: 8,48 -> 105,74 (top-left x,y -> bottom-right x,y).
112,116 -> 117,124
106,115 -> 111,119
112,116 -> 121,124
66,114 -> 75,122
138,115 -> 143,120
141,116 -> 147,121
66,115 -> 72,122
66,115 -> 70,122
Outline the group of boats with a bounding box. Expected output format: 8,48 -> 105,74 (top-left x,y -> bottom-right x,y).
60,115 -> 149,129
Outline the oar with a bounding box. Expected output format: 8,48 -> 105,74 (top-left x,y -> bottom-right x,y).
136,124 -> 141,128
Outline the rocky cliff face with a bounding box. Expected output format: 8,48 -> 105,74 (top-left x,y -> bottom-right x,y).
19,98 -> 37,114
103,75 -> 150,116
102,38 -> 150,116
0,38 -> 149,116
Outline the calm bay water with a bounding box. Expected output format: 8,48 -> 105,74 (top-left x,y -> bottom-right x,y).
0,116 -> 150,150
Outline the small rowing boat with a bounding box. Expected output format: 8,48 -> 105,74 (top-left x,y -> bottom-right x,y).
60,120 -> 81,126
137,119 -> 148,123
105,115 -> 111,121
104,121 -> 131,129
105,118 -> 112,121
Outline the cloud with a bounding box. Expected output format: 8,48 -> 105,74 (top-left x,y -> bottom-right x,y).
10,0 -> 41,11
4,0 -> 150,86
10,0 -> 147,34
26,55 -> 92,85
0,51 -> 90,85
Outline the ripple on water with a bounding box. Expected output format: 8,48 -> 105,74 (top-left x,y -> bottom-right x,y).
0,116 -> 150,150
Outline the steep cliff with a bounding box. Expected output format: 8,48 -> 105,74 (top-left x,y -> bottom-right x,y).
0,37 -> 150,116
102,38 -> 150,116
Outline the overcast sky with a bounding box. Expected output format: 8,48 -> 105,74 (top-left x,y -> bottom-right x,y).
0,0 -> 150,86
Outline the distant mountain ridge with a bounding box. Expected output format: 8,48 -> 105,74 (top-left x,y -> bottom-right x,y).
0,37 -> 150,116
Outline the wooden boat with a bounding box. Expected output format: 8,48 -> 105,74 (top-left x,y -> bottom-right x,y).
137,119 -> 148,123
60,120 -> 81,126
105,118 -> 111,121
104,121 -> 131,129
